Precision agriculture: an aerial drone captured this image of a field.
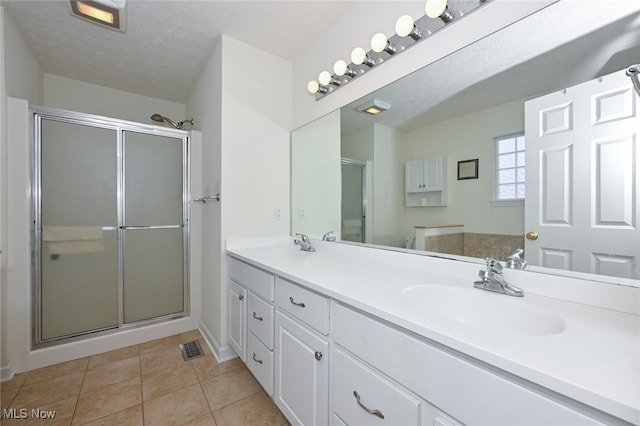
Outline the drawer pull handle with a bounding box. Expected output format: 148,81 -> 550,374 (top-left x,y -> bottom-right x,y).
353,391 -> 384,419
252,312 -> 263,321
238,294 -> 244,301
289,296 -> 306,308
314,351 -> 323,361
252,353 -> 263,364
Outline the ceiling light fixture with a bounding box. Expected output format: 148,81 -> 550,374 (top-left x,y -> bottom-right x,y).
334,60 -> 357,78
351,47 -> 375,68
371,33 -> 397,55
307,0 -> 490,100
395,15 -> 424,41
425,0 -> 456,23
357,99 -> 391,115
69,0 -> 127,32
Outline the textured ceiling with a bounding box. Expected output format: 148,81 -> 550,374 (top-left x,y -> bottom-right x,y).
341,1 -> 640,133
2,0 -> 357,103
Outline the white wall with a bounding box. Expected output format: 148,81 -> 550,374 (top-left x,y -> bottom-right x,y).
373,124 -> 404,246
401,98 -> 527,237
292,110 -> 342,238
186,35 -> 293,359
43,74 -> 185,124
1,6 -> 43,378
185,37 -> 225,357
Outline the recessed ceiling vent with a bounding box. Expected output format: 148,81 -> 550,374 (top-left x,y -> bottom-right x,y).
69,0 -> 127,32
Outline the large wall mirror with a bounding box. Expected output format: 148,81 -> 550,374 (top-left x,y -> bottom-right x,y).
292,1 -> 640,287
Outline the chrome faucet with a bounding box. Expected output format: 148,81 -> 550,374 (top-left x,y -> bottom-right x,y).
474,258 -> 524,297
294,233 -> 315,252
322,231 -> 336,242
505,249 -> 527,270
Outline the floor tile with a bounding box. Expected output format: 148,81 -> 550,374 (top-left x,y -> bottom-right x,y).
11,371 -> 84,409
73,376 -> 142,425
82,356 -> 140,394
191,355 -> 243,383
143,383 -> 210,425
1,375 -> 27,411
142,360 -> 197,402
87,345 -> 140,370
212,391 -> 286,426
139,334 -> 184,355
80,404 -> 143,426
201,368 -> 261,411
182,413 -> 217,426
24,358 -> 88,385
139,346 -> 185,376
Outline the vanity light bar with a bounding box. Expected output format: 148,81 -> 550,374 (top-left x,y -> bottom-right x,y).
307,0 -> 492,100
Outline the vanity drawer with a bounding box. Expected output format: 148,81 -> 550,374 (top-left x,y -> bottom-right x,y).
333,303 -> 605,426
332,347 -> 420,426
246,332 -> 274,396
248,292 -> 274,350
228,256 -> 274,301
275,277 -> 329,335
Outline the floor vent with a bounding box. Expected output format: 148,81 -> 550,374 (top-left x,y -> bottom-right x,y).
180,340 -> 204,361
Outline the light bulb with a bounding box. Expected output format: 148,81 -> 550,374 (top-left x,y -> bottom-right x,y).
426,0 -> 454,22
370,33 -> 389,53
395,15 -> 414,37
425,0 -> 447,18
307,80 -> 319,94
351,47 -> 366,65
333,60 -> 347,77
318,71 -> 332,86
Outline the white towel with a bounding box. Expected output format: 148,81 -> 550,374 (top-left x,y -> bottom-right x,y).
42,226 -> 105,255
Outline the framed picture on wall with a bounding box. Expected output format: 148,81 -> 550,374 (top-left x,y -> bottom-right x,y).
457,159 -> 478,180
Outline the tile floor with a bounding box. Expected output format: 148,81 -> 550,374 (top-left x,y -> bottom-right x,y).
0,330 -> 288,425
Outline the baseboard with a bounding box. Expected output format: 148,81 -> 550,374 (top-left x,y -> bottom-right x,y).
198,320 -> 237,363
1,365 -> 14,383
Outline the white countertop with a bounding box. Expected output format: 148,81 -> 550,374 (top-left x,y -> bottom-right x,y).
226,237 -> 640,424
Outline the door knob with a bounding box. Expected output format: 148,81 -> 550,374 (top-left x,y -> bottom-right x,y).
526,231 -> 539,240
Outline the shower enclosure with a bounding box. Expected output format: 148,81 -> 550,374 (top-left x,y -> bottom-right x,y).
32,107 -> 190,346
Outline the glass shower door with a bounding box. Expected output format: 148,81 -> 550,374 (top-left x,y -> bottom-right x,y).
122,131 -> 186,323
40,119 -> 119,340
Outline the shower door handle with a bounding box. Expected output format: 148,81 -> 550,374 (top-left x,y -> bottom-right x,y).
120,225 -> 184,230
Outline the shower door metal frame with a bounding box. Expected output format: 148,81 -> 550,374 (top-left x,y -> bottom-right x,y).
340,158 -> 367,243
31,106 -> 191,348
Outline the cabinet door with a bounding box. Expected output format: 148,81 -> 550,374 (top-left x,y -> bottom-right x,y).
274,311 -> 329,426
405,159 -> 425,193
228,279 -> 247,362
423,156 -> 443,192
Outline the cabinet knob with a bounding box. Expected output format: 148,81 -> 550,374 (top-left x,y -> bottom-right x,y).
238,294 -> 244,301
314,351 -> 323,361
526,231 -> 539,240
353,390 -> 384,419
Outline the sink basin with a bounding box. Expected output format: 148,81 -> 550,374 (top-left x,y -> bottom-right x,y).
401,285 -> 566,336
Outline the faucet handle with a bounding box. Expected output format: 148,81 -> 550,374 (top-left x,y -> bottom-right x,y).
484,257 -> 503,273
295,233 -> 310,243
322,231 -> 336,242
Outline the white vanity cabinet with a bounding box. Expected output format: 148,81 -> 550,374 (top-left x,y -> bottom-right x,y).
227,256 -> 275,395
274,277 -> 330,426
333,303 -> 607,426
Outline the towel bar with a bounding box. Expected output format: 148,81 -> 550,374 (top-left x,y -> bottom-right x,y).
194,194 -> 221,203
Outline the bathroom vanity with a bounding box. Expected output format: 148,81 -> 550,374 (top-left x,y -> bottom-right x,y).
226,237 -> 639,426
